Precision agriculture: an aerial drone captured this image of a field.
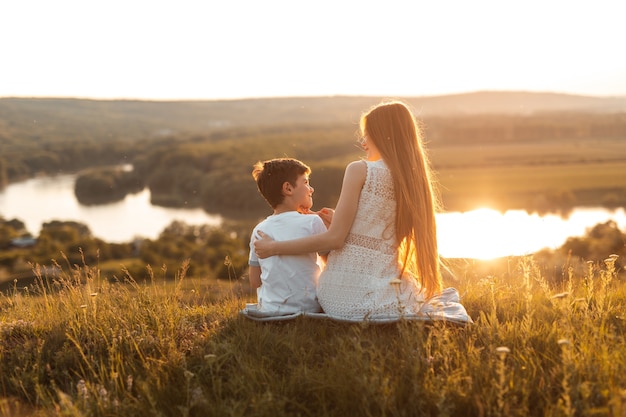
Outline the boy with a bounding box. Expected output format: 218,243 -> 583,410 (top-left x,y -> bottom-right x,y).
248,158 -> 327,315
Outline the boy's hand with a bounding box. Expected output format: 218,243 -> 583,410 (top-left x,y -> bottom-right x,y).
316,207 -> 334,229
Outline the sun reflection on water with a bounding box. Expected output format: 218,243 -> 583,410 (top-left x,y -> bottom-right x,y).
437,207 -> 626,260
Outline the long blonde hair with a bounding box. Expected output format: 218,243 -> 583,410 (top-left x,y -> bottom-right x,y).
360,100 -> 442,297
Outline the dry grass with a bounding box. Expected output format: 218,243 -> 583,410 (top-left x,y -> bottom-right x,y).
0,254 -> 625,416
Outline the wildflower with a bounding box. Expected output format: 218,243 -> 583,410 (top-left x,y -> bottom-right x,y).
90,293 -> 98,297
496,346 -> 511,355
97,385 -> 108,400
496,346 -> 511,360
77,380 -> 88,399
191,386 -> 205,404
558,338 -> 570,346
79,304 -> 88,309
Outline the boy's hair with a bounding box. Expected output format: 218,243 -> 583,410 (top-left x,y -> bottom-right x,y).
252,158 -> 311,209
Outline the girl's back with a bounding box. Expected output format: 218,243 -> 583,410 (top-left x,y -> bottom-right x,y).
317,159 -> 425,319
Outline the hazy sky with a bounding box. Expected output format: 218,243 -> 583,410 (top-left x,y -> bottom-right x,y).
2,0 -> 625,100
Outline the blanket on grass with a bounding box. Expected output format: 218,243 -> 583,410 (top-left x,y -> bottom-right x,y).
240,287 -> 473,325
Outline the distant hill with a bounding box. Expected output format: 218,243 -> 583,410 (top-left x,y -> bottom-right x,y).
1,91 -> 626,143
411,91 -> 626,115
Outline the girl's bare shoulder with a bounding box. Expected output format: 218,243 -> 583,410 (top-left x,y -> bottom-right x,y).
345,159 -> 367,174
342,160 -> 367,187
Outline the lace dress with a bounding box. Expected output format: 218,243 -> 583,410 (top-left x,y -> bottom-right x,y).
317,159 -> 471,323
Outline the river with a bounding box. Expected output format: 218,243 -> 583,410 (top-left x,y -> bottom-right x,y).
0,174 -> 222,243
1,174 -> 625,259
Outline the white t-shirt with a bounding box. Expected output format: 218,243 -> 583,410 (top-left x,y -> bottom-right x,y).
249,211 -> 327,314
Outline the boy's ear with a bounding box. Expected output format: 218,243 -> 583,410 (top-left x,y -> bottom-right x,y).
282,181 -> 293,195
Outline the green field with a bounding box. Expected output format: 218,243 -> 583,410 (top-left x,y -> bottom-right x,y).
430,139 -> 626,211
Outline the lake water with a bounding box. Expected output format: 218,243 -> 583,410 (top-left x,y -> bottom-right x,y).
0,174 -> 222,243
1,174 -> 625,259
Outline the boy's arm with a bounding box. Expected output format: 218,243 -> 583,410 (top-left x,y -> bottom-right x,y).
249,265 -> 262,290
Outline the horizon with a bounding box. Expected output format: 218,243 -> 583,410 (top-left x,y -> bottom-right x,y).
3,89 -> 626,104
3,0 -> 626,101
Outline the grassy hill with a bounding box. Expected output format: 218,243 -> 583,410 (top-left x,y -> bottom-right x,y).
0,255 -> 624,416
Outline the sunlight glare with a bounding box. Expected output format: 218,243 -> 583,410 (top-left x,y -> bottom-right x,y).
436,207 -> 626,260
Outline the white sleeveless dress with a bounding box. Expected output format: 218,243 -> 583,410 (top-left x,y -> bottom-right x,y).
317,159 -> 471,323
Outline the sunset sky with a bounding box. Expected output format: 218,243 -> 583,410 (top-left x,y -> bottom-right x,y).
2,0 -> 625,100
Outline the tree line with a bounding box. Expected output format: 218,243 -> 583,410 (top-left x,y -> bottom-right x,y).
1,214 -> 624,290
0,216 -> 252,291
